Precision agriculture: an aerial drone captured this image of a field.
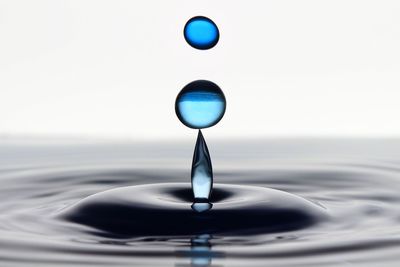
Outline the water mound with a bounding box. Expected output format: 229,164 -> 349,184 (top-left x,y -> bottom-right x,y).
59,183 -> 327,237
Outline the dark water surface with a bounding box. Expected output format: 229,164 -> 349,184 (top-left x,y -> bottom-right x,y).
1,138 -> 400,266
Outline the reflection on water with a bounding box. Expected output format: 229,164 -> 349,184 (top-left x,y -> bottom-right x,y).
190,234 -> 213,267
1,139 -> 400,266
176,234 -> 221,267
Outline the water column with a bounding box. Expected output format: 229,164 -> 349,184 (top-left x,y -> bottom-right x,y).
175,17 -> 226,212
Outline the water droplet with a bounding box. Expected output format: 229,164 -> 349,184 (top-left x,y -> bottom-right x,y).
191,202 -> 213,213
191,130 -> 213,213
184,16 -> 219,50
175,80 -> 226,129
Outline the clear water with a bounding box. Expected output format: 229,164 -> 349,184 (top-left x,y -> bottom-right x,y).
184,16 -> 219,50
1,138 -> 400,266
175,80 -> 226,129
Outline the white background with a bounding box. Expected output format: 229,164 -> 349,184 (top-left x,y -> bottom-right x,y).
1,0 -> 400,140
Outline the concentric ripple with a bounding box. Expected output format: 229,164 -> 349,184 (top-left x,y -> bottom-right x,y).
1,140 -> 400,266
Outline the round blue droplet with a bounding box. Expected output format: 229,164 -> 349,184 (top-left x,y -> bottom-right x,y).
175,80 -> 226,129
184,16 -> 219,50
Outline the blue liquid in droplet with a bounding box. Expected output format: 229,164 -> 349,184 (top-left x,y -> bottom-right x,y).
175,80 -> 226,129
184,16 -> 219,50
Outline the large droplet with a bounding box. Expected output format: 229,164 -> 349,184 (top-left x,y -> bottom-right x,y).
184,16 -> 219,50
175,80 -> 226,129
191,130 -> 213,212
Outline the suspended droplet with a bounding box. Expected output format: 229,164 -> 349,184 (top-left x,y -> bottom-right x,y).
184,16 -> 219,50
175,80 -> 226,129
191,130 -> 213,212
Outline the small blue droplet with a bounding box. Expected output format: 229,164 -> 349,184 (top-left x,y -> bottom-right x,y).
175,80 -> 226,129
184,16 -> 219,50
